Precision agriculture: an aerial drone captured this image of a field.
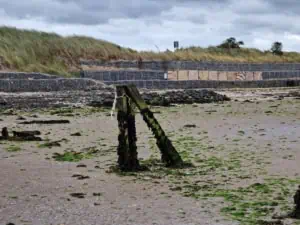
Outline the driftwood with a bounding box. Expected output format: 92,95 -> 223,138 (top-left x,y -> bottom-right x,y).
13,130 -> 41,137
19,120 -> 70,125
0,127 -> 42,141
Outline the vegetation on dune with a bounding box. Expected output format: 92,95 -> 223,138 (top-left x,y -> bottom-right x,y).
1,26 -> 300,76
217,37 -> 245,49
0,26 -> 139,76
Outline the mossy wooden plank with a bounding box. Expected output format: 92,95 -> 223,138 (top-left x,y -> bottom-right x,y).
123,84 -> 148,110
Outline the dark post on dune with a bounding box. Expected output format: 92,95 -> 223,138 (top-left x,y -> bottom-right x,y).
115,84 -> 184,170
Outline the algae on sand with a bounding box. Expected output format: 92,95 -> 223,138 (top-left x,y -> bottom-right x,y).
52,148 -> 99,162
6,145 -> 21,152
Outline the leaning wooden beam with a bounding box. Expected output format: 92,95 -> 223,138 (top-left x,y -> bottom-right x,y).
123,85 -> 184,168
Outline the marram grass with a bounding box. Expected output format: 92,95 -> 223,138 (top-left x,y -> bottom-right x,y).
1,26 -> 300,76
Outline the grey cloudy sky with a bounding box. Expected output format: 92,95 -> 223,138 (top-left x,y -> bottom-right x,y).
0,0 -> 300,51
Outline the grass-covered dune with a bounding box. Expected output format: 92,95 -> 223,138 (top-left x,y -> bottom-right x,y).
1,26 -> 300,76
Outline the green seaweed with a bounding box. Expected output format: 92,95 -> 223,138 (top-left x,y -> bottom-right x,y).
6,145 -> 21,152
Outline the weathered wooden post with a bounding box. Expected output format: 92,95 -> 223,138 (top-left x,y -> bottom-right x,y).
115,84 -> 185,170
122,85 -> 184,168
127,97 -> 140,170
2,127 -> 9,139
290,185 -> 300,219
116,86 -> 140,171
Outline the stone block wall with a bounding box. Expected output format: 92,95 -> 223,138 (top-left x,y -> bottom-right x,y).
80,60 -> 300,72
0,78 -> 107,92
1,70 -> 300,93
82,70 -> 166,81
1,77 -> 300,92
261,71 -> 300,79
81,60 -> 300,81
104,79 -> 300,89
0,72 -> 58,79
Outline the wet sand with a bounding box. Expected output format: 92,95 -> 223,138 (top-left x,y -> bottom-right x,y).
1,88 -> 300,225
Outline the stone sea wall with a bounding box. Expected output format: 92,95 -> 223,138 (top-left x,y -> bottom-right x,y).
0,78 -> 109,92
261,71 -> 300,80
104,79 -> 300,89
81,60 -> 300,81
82,70 -> 166,81
0,71 -> 300,93
80,60 -> 300,71
0,72 -> 59,79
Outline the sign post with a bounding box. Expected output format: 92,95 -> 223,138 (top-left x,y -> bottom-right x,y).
174,41 -> 179,51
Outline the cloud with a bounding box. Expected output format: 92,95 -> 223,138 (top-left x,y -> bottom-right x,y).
0,0 -> 230,25
0,0 -> 300,51
266,0 -> 300,15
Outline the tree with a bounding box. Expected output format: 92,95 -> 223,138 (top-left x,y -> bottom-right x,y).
271,42 -> 283,56
217,37 -> 244,49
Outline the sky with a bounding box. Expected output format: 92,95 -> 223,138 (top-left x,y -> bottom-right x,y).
1,0 -> 300,52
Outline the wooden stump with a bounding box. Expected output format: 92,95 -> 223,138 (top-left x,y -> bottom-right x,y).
116,86 -> 140,171
1,127 -> 8,139
291,185 -> 300,219
115,84 -> 185,170
274,185 -> 300,219
127,103 -> 140,170
122,85 -> 184,168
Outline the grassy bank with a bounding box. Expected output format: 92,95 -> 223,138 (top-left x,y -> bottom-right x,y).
1,26 -> 300,76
